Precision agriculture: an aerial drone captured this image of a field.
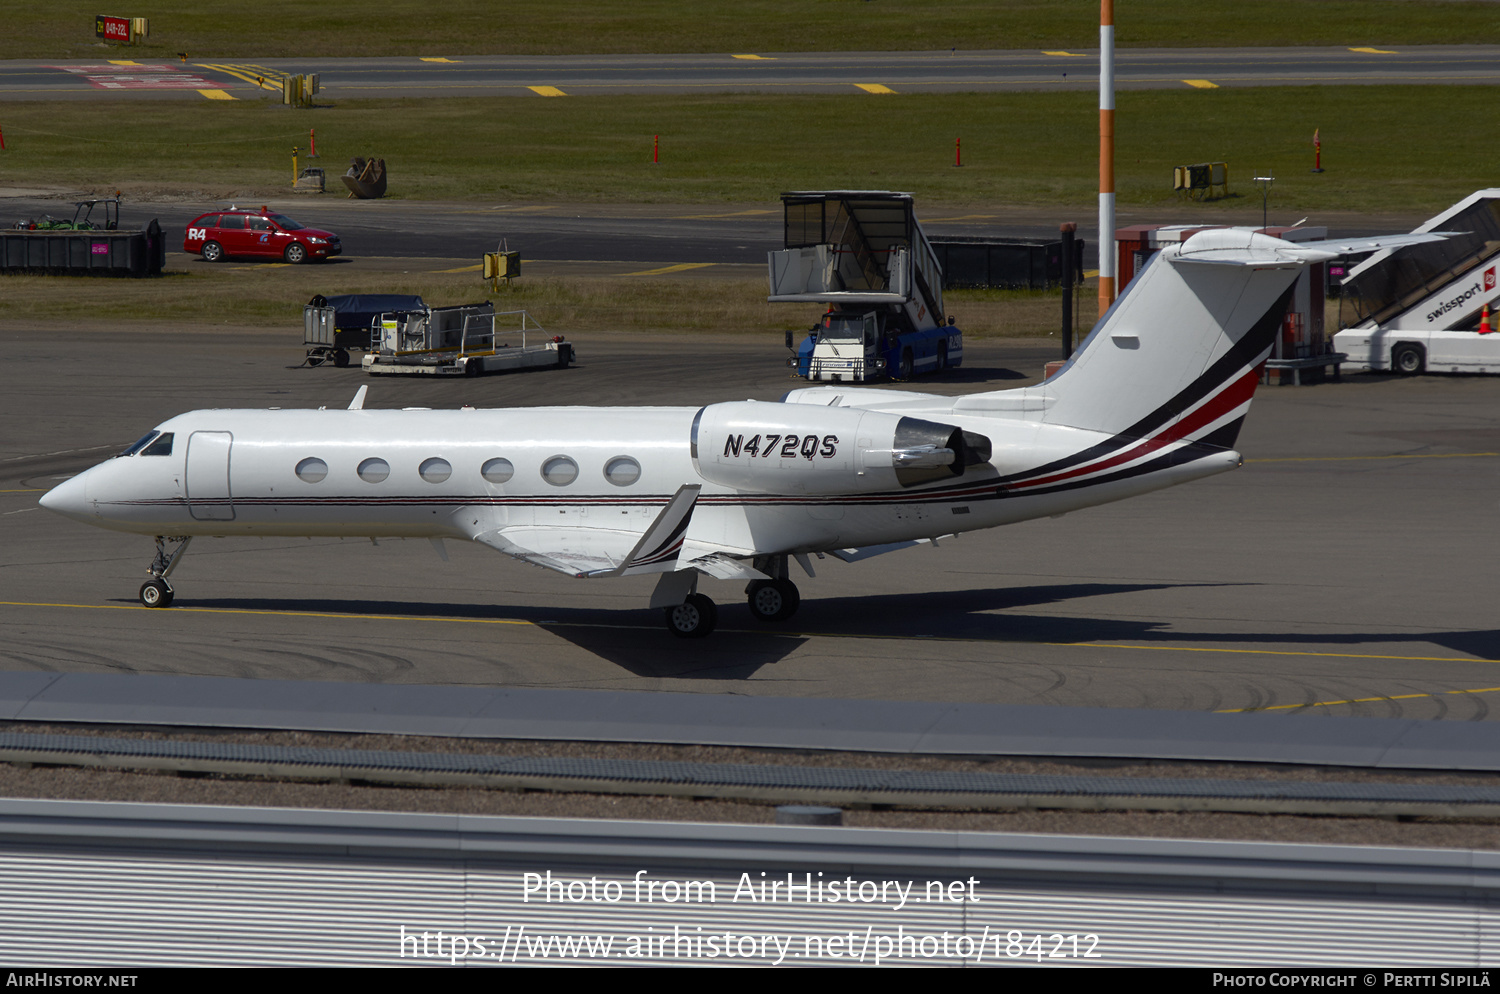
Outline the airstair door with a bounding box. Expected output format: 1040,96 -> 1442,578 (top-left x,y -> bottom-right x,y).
186,431 -> 234,521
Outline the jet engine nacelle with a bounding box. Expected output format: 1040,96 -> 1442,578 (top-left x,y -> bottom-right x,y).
691,402 -> 992,495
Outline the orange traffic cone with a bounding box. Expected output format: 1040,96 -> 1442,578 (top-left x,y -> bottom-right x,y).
1482,304 -> 1493,335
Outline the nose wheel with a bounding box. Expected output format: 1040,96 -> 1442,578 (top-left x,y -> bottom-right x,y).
139,578 -> 174,608
665,593 -> 717,638
746,578 -> 800,622
140,535 -> 191,608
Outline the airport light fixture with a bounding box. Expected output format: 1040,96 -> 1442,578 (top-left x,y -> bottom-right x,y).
1253,172 -> 1275,232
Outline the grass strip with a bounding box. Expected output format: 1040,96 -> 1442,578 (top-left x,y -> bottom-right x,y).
0,266 -> 1072,339
0,87 -> 1488,215
9,2 -> 1500,60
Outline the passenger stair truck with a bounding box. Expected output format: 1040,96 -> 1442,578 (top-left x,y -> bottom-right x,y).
768,191 -> 962,382
1334,189 -> 1500,374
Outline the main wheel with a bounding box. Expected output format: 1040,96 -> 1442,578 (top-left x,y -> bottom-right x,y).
665,593 -> 717,638
139,578 -> 174,608
201,241 -> 223,263
284,243 -> 307,264
1393,344 -> 1425,376
746,579 -> 800,622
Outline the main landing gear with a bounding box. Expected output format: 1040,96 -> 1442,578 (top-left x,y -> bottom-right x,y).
139,535 -> 191,608
746,578 -> 799,622
665,593 -> 717,639
746,554 -> 801,625
657,554 -> 803,638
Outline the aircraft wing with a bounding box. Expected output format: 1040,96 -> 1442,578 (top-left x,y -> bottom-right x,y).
470,484 -> 703,579
828,536 -> 950,563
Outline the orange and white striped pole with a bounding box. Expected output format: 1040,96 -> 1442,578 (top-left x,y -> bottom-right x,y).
1098,0 -> 1116,315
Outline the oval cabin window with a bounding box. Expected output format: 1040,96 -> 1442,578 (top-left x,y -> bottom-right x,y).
295,457 -> 328,483
542,455 -> 579,486
604,456 -> 641,486
357,458 -> 390,483
419,458 -> 452,484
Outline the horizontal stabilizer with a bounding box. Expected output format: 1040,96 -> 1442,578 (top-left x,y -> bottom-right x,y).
1175,228 -> 1450,267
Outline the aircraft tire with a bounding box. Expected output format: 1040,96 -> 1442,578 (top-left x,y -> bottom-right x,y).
747,579 -> 799,622
139,579 -> 174,608
665,593 -> 717,638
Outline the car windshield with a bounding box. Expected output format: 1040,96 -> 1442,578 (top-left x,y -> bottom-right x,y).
269,214 -> 305,231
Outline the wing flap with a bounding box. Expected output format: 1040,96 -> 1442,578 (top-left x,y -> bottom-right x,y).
469,484 -> 704,579
471,526 -> 644,578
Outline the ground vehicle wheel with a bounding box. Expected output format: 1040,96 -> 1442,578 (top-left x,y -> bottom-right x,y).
664,593 -> 717,638
746,579 -> 800,622
333,349 -> 350,368
1392,344 -> 1425,376
305,349 -> 326,367
898,349 -> 914,379
935,343 -> 948,373
284,243 -> 307,264
201,241 -> 223,263
139,579 -> 173,608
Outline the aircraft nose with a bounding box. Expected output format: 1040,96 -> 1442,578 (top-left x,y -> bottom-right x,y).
39,473 -> 89,520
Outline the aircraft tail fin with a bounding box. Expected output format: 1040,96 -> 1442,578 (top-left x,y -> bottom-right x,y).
972,229 -> 1310,450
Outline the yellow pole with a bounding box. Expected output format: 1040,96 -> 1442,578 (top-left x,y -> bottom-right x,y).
291,147 -> 299,186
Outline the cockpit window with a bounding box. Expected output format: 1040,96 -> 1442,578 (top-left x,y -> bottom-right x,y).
141,433 -> 174,456
118,431 -> 160,457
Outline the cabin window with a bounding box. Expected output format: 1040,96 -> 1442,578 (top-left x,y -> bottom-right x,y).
295,457 -> 328,483
357,457 -> 390,483
419,457 -> 452,484
604,456 -> 641,486
141,433 -> 174,457
118,431 -> 159,458
542,455 -> 578,486
481,458 -> 514,484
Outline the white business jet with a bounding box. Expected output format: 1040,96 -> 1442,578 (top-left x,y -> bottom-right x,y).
40,229 -> 1440,637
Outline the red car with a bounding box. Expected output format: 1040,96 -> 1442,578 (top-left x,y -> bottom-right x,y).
183,208 -> 341,264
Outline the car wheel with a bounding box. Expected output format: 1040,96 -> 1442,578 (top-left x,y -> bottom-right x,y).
284,243 -> 307,264
201,241 -> 223,263
1393,344 -> 1425,376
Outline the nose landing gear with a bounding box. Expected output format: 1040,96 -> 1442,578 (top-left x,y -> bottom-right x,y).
139,578 -> 173,608
140,535 -> 191,608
